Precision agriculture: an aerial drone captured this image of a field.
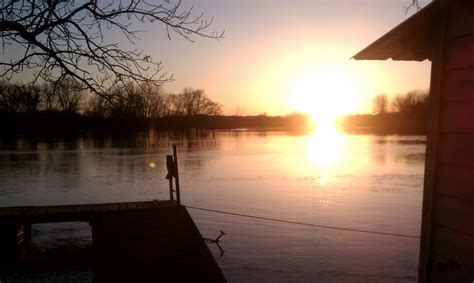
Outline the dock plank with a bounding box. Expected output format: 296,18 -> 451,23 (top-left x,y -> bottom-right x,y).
136,201 -> 147,210
146,201 -> 156,209
93,206 -> 225,282
0,201 -> 175,223
108,203 -> 119,212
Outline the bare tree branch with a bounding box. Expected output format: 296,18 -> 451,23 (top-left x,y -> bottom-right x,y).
0,0 -> 224,102
404,0 -> 421,13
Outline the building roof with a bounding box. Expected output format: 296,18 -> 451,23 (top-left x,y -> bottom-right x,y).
352,2 -> 438,61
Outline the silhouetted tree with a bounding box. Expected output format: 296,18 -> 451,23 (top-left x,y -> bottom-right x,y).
84,94 -> 109,118
0,82 -> 20,113
372,94 -> 389,114
140,83 -> 169,118
0,0 -> 224,101
108,84 -> 144,118
19,84 -> 41,112
55,77 -> 84,114
2,78 -> 222,120
234,106 -> 246,116
0,82 -> 41,112
40,83 -> 57,111
391,90 -> 428,114
172,88 -> 222,116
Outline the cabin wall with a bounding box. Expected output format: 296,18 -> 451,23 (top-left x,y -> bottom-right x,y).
428,0 -> 474,281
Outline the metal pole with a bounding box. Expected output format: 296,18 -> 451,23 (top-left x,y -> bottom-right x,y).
172,144 -> 181,205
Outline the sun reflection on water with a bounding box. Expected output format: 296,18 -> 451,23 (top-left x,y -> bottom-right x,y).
319,173 -> 329,185
308,124 -> 345,166
307,122 -> 346,186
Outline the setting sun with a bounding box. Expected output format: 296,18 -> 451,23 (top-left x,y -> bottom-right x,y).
290,67 -> 359,129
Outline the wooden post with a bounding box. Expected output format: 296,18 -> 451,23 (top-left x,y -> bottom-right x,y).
166,155 -> 175,201
0,221 -> 20,263
172,144 -> 181,206
168,178 -> 174,201
23,223 -> 32,244
90,219 -> 101,267
418,3 -> 446,282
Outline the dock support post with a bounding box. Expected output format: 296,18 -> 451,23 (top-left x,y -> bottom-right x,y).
23,223 -> 32,244
173,144 -> 181,206
90,219 -> 101,267
168,176 -> 174,201
166,155 -> 175,201
0,221 -> 21,263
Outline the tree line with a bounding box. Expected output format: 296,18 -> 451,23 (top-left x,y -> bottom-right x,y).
341,90 -> 430,134
372,90 -> 429,116
0,80 -> 222,118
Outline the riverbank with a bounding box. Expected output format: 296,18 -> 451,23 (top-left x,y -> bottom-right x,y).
0,112 -> 309,135
0,111 -> 426,137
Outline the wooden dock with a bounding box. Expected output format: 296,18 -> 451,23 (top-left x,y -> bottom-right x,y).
0,200 -> 226,282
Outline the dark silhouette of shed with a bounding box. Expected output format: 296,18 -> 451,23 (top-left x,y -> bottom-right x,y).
353,1 -> 474,282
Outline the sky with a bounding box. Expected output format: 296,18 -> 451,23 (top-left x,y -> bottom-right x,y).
6,0 -> 433,117
136,0 -> 432,116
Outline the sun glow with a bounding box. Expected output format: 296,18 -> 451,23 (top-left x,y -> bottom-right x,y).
306,123 -> 346,186
308,125 -> 345,167
290,67 -> 359,130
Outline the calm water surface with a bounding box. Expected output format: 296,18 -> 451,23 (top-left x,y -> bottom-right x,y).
0,130 -> 425,282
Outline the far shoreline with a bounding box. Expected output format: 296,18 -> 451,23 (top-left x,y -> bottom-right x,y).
0,112 -> 427,138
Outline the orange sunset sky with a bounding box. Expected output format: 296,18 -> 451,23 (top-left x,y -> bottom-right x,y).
9,0 -> 433,117
144,0 -> 432,116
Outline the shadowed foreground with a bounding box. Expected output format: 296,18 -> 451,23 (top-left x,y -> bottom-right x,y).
0,201 -> 225,282
93,206 -> 226,282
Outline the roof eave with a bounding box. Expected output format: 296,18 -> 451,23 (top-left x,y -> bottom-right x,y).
352,2 -> 438,61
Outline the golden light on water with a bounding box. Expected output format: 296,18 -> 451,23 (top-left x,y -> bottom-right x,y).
319,173 -> 329,186
308,125 -> 345,167
288,66 -> 358,186
306,122 -> 346,186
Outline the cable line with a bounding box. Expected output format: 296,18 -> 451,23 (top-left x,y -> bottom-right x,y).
185,205 -> 420,239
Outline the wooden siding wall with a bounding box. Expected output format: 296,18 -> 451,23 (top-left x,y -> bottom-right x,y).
429,0 -> 474,281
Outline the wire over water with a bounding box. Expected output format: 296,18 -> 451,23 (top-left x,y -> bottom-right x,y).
185,205 -> 420,239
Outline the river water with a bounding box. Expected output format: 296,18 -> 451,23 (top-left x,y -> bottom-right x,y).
0,129 -> 425,282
